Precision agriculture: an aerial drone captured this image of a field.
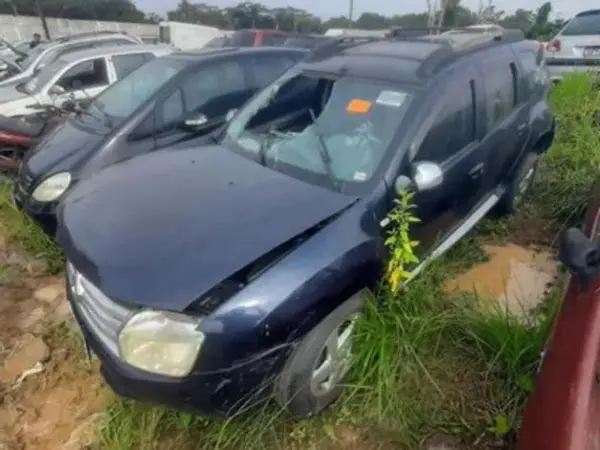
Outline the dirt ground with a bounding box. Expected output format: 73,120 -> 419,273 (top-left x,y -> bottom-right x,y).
0,238 -> 108,450
0,233 -> 559,450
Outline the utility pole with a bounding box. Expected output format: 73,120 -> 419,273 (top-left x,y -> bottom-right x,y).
34,0 -> 51,40
348,0 -> 354,28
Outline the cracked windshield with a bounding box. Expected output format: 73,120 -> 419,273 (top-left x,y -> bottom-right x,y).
0,0 -> 594,450
225,70 -> 413,190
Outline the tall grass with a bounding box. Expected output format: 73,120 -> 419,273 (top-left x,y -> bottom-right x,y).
0,181 -> 63,273
533,73 -> 600,225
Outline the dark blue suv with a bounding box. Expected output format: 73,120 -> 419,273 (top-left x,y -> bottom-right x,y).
57,30 -> 555,418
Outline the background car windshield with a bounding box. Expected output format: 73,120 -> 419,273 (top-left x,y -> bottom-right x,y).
92,57 -> 187,124
19,43 -> 49,69
562,11 -> 600,35
23,57 -> 67,93
225,71 -> 413,191
14,41 -> 33,54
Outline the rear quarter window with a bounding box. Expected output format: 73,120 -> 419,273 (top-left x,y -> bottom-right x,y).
518,50 -> 538,85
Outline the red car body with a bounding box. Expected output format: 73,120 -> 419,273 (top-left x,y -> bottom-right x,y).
228,29 -> 288,47
517,181 -> 600,450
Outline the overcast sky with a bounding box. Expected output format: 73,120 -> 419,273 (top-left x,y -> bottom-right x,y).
135,0 -> 595,20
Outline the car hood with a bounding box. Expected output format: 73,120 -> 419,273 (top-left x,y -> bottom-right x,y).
23,115 -> 107,179
0,83 -> 26,102
58,145 -> 357,311
0,71 -> 28,88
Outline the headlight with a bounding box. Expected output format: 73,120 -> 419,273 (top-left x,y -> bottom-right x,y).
118,310 -> 204,377
31,172 -> 71,202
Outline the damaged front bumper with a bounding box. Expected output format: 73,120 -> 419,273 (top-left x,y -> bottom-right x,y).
66,281 -> 292,416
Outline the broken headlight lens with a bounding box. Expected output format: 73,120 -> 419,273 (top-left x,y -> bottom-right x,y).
118,310 -> 204,377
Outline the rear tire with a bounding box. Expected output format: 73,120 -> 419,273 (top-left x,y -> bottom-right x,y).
495,152 -> 539,216
275,292 -> 364,418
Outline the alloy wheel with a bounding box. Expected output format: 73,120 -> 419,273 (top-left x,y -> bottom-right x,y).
310,314 -> 360,396
513,166 -> 535,207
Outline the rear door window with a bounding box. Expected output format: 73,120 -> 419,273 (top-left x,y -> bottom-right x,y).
112,53 -> 154,79
418,79 -> 476,162
562,10 -> 600,35
482,59 -> 517,130
158,60 -> 246,132
56,58 -> 109,92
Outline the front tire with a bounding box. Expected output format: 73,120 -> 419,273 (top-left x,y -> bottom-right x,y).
275,292 -> 364,418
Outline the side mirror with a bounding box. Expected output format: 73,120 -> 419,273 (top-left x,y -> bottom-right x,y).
48,85 -> 66,97
225,109 -> 237,122
181,113 -> 209,131
412,161 -> 443,192
559,227 -> 600,290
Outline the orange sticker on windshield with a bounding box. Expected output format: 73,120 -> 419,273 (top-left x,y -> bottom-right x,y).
346,99 -> 372,114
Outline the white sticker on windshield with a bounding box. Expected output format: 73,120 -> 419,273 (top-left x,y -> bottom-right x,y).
353,171 -> 367,181
376,90 -> 408,108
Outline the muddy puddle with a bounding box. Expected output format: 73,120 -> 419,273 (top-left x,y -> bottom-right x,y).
445,244 -> 558,315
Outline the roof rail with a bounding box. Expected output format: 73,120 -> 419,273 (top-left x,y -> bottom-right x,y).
56,30 -> 129,43
306,35 -> 384,62
305,26 -> 525,64
422,27 -> 525,50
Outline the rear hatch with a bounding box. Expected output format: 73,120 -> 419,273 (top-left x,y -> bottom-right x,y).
546,9 -> 600,68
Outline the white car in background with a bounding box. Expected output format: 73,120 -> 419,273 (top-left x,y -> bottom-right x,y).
0,31 -> 143,88
545,9 -> 600,81
0,44 -> 172,117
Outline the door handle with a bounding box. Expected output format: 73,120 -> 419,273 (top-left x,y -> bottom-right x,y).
469,162 -> 485,178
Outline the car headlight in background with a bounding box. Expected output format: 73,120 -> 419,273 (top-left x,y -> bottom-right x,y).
118,310 -> 205,377
31,171 -> 71,202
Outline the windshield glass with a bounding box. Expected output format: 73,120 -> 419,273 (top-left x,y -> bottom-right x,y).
223,70 -> 414,193
19,42 -> 50,69
23,57 -> 67,94
91,57 -> 187,125
562,11 -> 600,35
14,41 -> 32,54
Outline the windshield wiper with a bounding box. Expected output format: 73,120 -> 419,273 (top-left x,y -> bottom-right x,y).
257,127 -> 279,166
308,108 -> 340,192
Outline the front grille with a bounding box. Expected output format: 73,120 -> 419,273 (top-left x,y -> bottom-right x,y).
67,262 -> 138,357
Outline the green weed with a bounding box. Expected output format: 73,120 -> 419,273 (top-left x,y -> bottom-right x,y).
0,181 -> 63,273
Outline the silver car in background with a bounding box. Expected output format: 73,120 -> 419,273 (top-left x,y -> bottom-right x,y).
545,9 -> 600,81
0,44 -> 172,117
0,31 -> 143,88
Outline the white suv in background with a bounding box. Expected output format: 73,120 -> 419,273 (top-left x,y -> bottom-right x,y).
0,31 -> 143,88
0,44 -> 172,117
545,9 -> 600,81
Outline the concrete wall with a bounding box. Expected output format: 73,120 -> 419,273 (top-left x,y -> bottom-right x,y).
0,15 -> 159,42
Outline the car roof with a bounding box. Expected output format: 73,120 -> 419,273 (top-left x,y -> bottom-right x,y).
52,31 -> 139,43
60,44 -> 171,62
302,29 -> 524,84
575,9 -> 600,17
167,46 -> 306,61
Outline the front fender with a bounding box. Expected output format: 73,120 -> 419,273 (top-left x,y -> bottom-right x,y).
196,202 -> 384,372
